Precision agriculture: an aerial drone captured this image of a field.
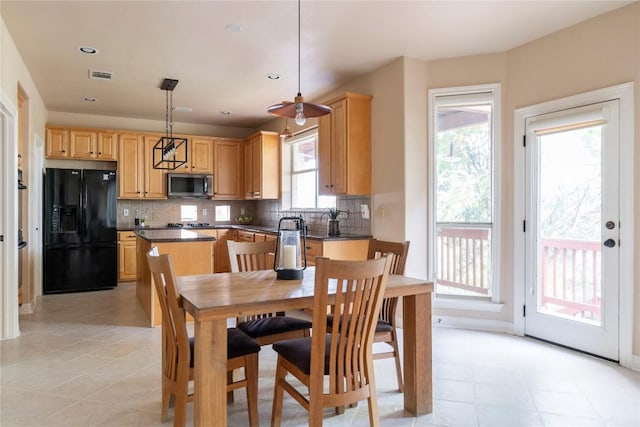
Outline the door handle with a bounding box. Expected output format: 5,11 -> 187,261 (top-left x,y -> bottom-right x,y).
603,239 -> 616,248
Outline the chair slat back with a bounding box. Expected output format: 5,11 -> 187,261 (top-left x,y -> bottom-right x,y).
367,239 -> 410,275
311,256 -> 392,397
146,247 -> 191,381
368,239 -> 410,323
228,240 -> 276,272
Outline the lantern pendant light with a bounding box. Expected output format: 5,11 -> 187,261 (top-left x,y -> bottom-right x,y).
267,0 -> 331,124
153,78 -> 188,170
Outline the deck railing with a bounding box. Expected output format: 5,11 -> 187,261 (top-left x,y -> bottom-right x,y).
437,227 -> 601,320
436,225 -> 491,295
539,237 -> 601,320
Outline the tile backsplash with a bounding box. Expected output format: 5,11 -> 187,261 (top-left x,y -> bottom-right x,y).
117,196 -> 371,236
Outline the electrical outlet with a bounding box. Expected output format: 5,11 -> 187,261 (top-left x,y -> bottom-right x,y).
360,204 -> 369,219
123,208 -> 129,217
203,208 -> 208,216
240,208 -> 246,215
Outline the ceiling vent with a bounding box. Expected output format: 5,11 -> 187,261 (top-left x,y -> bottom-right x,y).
89,69 -> 113,80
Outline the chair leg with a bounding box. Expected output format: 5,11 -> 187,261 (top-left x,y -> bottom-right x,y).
271,358 -> 286,427
390,330 -> 404,392
245,353 -> 260,427
173,387 -> 188,427
227,370 -> 235,403
161,385 -> 171,422
365,360 -> 380,427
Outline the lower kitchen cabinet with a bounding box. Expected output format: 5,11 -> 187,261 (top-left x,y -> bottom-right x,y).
117,231 -> 137,281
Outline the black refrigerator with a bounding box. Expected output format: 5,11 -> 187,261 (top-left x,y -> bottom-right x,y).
43,168 -> 117,293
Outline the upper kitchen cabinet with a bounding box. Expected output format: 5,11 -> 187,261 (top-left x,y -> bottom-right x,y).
244,131 -> 280,200
46,126 -> 117,160
318,92 -> 372,195
46,128 -> 68,157
170,136 -> 214,174
117,134 -> 167,199
213,138 -> 243,199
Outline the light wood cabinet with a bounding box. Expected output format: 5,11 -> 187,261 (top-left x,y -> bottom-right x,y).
46,128 -> 69,157
213,138 -> 243,199
215,229 -> 236,273
118,231 -> 137,281
46,127 -> 118,160
244,131 -> 280,200
170,136 -> 214,174
303,238 -> 369,266
318,92 -> 372,195
236,230 -> 255,242
118,134 -> 167,199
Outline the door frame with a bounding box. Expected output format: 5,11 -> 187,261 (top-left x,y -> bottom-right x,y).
0,89 -> 20,339
513,83 -> 634,368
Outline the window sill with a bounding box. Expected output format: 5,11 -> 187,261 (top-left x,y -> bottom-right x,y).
433,297 -> 504,313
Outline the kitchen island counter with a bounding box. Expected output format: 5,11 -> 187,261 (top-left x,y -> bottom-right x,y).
136,230 -> 215,327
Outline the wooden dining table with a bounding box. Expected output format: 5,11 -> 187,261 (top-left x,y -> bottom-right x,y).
178,267 -> 434,426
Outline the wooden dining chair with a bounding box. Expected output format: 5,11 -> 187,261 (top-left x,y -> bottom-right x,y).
367,239 -> 410,392
146,247 -> 261,427
227,240 -> 312,346
271,255 -> 393,427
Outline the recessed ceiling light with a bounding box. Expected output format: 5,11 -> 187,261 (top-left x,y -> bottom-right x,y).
219,111 -> 231,115
79,46 -> 99,55
225,24 -> 242,33
83,97 -> 97,102
267,73 -> 281,80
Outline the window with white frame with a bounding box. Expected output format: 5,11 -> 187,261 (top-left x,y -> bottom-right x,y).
288,130 -> 335,210
428,84 -> 501,303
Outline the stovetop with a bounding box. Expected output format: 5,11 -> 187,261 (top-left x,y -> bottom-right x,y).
166,222 -> 211,228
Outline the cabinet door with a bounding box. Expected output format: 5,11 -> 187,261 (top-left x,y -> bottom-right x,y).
190,137 -> 214,174
213,139 -> 243,199
236,230 -> 255,242
215,229 -> 234,273
144,136 -> 167,198
244,137 -> 256,199
118,240 -> 137,281
69,130 -> 97,159
118,134 -> 143,198
330,98 -> 348,194
97,132 -> 118,160
318,114 -> 332,195
46,128 -> 69,158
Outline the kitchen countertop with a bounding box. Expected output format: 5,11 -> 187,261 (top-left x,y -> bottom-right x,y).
123,225 -> 371,241
135,229 -> 217,243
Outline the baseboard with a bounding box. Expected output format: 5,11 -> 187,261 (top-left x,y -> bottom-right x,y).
631,354 -> 640,372
433,315 -> 515,334
18,302 -> 34,315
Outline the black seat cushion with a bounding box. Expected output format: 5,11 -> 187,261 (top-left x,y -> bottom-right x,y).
272,334 -> 333,375
189,328 -> 260,367
238,316 -> 312,339
327,314 -> 393,334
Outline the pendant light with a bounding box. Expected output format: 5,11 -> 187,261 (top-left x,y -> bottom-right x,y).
280,117 -> 293,139
153,78 -> 188,170
267,0 -> 331,125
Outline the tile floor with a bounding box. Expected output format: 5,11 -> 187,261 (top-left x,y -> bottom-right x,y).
1,283 -> 639,427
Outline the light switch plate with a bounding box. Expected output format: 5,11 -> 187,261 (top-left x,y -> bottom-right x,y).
360,204 -> 369,219
123,208 -> 129,217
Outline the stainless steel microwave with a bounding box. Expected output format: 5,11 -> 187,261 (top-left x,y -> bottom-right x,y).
167,173 -> 213,198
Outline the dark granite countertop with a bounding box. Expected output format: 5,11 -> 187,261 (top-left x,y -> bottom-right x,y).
135,229 -> 217,243
122,225 -> 370,241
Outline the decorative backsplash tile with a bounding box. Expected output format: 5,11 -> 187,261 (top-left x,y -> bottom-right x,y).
116,195 -> 372,236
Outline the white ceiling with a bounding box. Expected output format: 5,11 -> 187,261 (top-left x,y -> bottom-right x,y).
1,1 -> 632,129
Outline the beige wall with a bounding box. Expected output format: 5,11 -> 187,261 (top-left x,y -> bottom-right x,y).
330,4 -> 640,354
1,17 -> 48,310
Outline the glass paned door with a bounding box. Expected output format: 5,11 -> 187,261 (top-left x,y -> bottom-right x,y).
525,101 -> 619,360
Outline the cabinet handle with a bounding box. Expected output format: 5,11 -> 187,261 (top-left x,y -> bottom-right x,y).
128,234 -> 136,238
62,150 -> 66,153
98,152 -> 102,155
325,185 -> 329,188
